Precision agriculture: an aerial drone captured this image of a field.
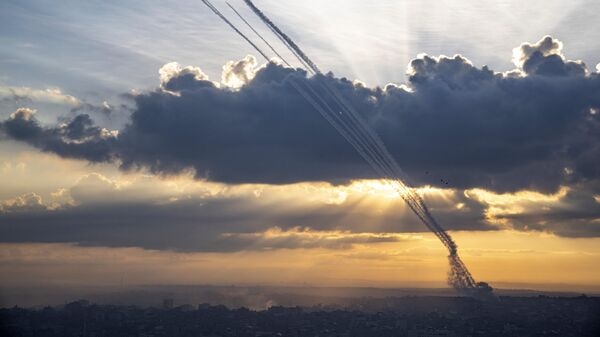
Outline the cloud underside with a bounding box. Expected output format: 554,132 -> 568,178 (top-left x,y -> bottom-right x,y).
1,172 -> 599,252
0,173 -> 487,252
2,36 -> 600,193
1,36 -> 600,251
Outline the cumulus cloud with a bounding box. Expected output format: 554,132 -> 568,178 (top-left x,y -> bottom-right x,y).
221,54 -> 259,88
0,173 -> 495,251
486,183 -> 600,238
512,36 -> 586,76
0,172 -> 596,252
0,192 -> 47,213
512,36 -> 563,67
468,183 -> 600,237
159,62 -> 216,93
2,36 -> 600,195
407,54 -> 496,89
1,109 -> 117,162
0,188 -> 73,214
9,107 -> 36,121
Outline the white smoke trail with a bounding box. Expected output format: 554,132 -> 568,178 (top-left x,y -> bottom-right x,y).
204,0 -> 488,294
242,0 -> 319,74
202,1 -> 394,195
200,0 -> 269,60
225,2 -> 291,67
225,3 -> 406,191
239,0 -> 478,291
238,2 -> 428,209
241,0 -> 460,254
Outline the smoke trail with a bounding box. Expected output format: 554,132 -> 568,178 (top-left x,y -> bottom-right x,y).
239,1 -> 414,204
204,0 -> 489,296
225,2 -> 291,67
240,0 -> 482,292
239,1 -> 440,237
200,0 -> 269,60
241,0 -> 457,250
203,1 -> 397,198
205,1 -> 391,184
242,0 -> 320,74
226,2 -> 410,197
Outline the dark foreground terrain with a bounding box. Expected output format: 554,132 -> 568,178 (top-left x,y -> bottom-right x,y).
1,296 -> 599,337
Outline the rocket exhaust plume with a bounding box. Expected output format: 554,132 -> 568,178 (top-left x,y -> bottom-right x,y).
204,0 -> 492,297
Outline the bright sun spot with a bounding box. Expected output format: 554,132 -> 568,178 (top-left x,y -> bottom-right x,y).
349,180 -> 400,199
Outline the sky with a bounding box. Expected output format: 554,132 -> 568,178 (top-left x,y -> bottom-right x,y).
1,0 -> 600,295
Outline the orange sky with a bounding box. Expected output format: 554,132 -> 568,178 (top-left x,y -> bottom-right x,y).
1,145 -> 600,292
1,230 -> 599,292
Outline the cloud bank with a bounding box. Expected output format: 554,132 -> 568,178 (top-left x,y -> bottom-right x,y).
0,172 -> 491,252
3,37 -> 600,195
1,36 -> 600,250
0,170 -> 598,252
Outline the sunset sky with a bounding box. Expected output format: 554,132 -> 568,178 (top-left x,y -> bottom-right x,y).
1,0 -> 600,293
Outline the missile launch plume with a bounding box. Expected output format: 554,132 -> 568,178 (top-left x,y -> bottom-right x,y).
203,0 -> 491,297
240,0 -> 460,254
239,1 -> 435,224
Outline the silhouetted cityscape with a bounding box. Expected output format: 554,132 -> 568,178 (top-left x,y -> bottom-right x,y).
2,295 -> 599,337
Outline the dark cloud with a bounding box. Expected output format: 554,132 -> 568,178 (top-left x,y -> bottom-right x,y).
159,62 -> 217,92
513,36 -> 587,77
1,171 -> 597,253
162,74 -> 216,92
1,108 -> 117,162
0,173 -> 493,252
495,182 -> 600,238
0,191 -> 453,252
0,192 -> 47,213
2,36 -> 600,194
